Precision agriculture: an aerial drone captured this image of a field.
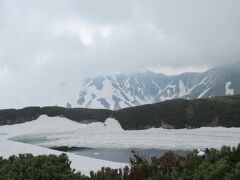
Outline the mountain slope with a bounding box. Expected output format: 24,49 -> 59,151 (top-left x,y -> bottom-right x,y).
1,95 -> 240,130
75,64 -> 240,110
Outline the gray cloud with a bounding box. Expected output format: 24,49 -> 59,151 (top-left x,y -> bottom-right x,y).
0,0 -> 239,108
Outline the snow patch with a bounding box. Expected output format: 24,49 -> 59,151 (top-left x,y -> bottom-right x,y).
40,126 -> 240,150
80,79 -> 115,109
0,116 -> 126,175
178,79 -> 187,97
188,76 -> 208,93
119,101 -> 129,109
197,150 -> 205,156
0,139 -> 125,175
225,81 -> 234,95
198,87 -> 211,98
0,115 -> 83,137
1,116 -> 240,165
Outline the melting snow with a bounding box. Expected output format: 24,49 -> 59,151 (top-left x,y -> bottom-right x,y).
225,81 -> 234,95
198,87 -> 211,98
188,76 -> 208,92
197,150 -> 205,156
0,139 -> 125,175
179,79 -> 187,97
2,115 -> 240,150
81,79 -> 115,109
0,116 -> 126,175
1,115 -> 240,174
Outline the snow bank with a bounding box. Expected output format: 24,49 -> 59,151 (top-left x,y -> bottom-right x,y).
1,115 -> 240,174
0,115 -> 84,137
0,139 -> 126,175
0,115 -> 123,138
2,115 -> 240,151
225,81 -> 234,95
0,116 -> 126,175
41,126 -> 240,150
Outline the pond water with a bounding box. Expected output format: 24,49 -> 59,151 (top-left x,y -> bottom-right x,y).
50,146 -> 188,163
11,135 -> 188,163
9,135 -> 58,144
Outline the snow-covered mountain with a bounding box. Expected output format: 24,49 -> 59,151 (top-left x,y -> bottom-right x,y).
73,64 -> 240,110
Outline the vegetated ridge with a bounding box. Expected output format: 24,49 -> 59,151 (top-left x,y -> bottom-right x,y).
0,95 -> 240,130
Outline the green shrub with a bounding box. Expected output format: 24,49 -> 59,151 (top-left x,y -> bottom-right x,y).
1,145 -> 240,179
0,153 -> 88,180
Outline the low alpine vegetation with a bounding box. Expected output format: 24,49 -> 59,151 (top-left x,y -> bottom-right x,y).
1,145 -> 240,179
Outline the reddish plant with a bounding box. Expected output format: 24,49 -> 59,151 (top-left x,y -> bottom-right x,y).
151,151 -> 185,175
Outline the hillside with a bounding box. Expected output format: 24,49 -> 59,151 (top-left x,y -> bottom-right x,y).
113,95 -> 240,129
73,64 -> 240,110
0,95 -> 240,130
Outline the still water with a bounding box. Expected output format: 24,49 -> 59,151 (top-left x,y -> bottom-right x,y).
11,135 -> 188,163
51,147 -> 188,163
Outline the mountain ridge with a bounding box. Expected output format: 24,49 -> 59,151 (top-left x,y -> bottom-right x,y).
73,64 -> 240,110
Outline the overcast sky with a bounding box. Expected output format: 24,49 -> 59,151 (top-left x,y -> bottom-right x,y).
0,0 -> 240,108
